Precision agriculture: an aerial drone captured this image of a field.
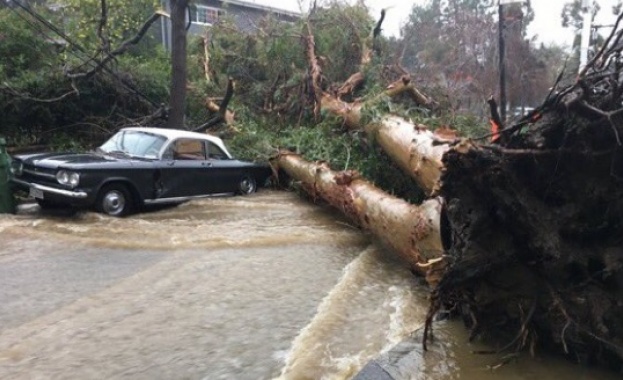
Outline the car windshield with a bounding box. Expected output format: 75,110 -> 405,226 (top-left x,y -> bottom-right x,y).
99,130 -> 167,159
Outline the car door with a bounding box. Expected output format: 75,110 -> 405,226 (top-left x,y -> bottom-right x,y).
156,138 -> 211,198
205,141 -> 239,193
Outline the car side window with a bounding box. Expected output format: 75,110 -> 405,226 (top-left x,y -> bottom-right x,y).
162,145 -> 174,160
171,139 -> 207,160
207,142 -> 228,160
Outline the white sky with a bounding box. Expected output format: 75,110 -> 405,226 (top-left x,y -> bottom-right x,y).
251,0 -> 621,47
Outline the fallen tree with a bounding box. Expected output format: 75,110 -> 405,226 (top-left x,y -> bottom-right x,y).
271,151 -> 446,285
278,8 -> 623,372
301,14 -> 449,196
426,18 -> 623,369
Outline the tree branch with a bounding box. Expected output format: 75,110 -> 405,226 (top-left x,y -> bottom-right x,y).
97,0 -> 110,54
385,75 -> 437,108
304,21 -> 324,118
1,81 -> 79,103
192,78 -> 235,132
67,11 -> 167,78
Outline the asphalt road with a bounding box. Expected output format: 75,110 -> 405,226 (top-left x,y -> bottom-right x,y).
0,195 -> 373,379
0,240 -> 167,331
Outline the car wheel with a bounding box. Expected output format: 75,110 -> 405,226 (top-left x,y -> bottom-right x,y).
96,184 -> 133,217
238,175 -> 257,195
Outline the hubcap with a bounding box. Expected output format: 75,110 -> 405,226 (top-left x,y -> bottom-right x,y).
102,190 -> 125,215
240,178 -> 255,194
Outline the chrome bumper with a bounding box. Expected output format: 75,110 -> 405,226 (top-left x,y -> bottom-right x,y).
11,178 -> 88,199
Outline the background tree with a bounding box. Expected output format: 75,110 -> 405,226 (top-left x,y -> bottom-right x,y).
400,0 -> 499,117
560,0 -> 612,76
0,2 -> 168,145
503,2 -> 549,112
400,0 -> 561,118
561,0 -> 601,38
59,0 -> 160,51
60,0 -> 186,129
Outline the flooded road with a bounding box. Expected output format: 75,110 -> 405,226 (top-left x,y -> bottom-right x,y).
0,191 -> 619,379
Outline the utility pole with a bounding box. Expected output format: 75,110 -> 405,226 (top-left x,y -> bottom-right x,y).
168,0 -> 190,129
498,2 -> 507,122
579,0 -> 592,73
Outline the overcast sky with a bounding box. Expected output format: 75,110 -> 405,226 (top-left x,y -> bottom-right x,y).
251,0 -> 621,47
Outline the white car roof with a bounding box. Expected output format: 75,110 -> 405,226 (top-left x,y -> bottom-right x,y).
121,127 -> 232,158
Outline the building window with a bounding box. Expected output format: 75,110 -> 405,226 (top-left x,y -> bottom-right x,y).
193,5 -> 220,25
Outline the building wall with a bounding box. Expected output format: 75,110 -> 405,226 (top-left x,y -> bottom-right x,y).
159,0 -> 299,50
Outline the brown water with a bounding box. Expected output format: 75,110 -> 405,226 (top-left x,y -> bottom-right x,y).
0,191 -> 619,379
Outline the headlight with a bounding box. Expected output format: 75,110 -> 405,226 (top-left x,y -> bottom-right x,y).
10,161 -> 23,176
56,170 -> 80,188
56,170 -> 69,185
68,172 -> 80,187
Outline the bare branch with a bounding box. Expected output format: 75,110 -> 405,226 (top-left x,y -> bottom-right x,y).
1,81 -> 79,103
192,78 -> 235,132
304,21 -> 323,118
372,9 -> 385,39
385,75 -> 437,108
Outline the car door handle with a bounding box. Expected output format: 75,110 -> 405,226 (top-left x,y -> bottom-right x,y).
203,162 -> 213,167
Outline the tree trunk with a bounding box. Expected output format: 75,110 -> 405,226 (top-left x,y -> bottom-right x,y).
272,151 -> 446,286
167,0 -> 189,129
315,98 -> 450,195
302,13 -> 445,195
365,116 -> 451,195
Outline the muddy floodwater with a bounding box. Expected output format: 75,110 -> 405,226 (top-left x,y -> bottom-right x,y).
0,190 -> 619,379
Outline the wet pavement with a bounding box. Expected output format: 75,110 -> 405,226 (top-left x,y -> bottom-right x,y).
0,191 -> 620,379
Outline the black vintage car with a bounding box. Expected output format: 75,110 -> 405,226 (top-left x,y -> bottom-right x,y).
10,127 -> 273,216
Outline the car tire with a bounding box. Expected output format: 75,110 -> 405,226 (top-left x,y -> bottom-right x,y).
237,175 -> 257,195
96,183 -> 133,217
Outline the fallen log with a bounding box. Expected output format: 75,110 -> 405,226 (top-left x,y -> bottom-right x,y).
271,151 -> 445,285
364,116 -> 452,195
301,13 -> 448,195
315,92 -> 451,194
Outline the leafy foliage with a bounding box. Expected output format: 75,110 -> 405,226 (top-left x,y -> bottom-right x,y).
400,0 -> 561,116
0,5 -> 168,147
196,2 -> 376,123
226,108 -> 426,203
0,7 -> 60,79
58,0 -> 160,51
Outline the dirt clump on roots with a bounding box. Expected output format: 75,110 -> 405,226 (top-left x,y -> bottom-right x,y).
429,16 -> 623,371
